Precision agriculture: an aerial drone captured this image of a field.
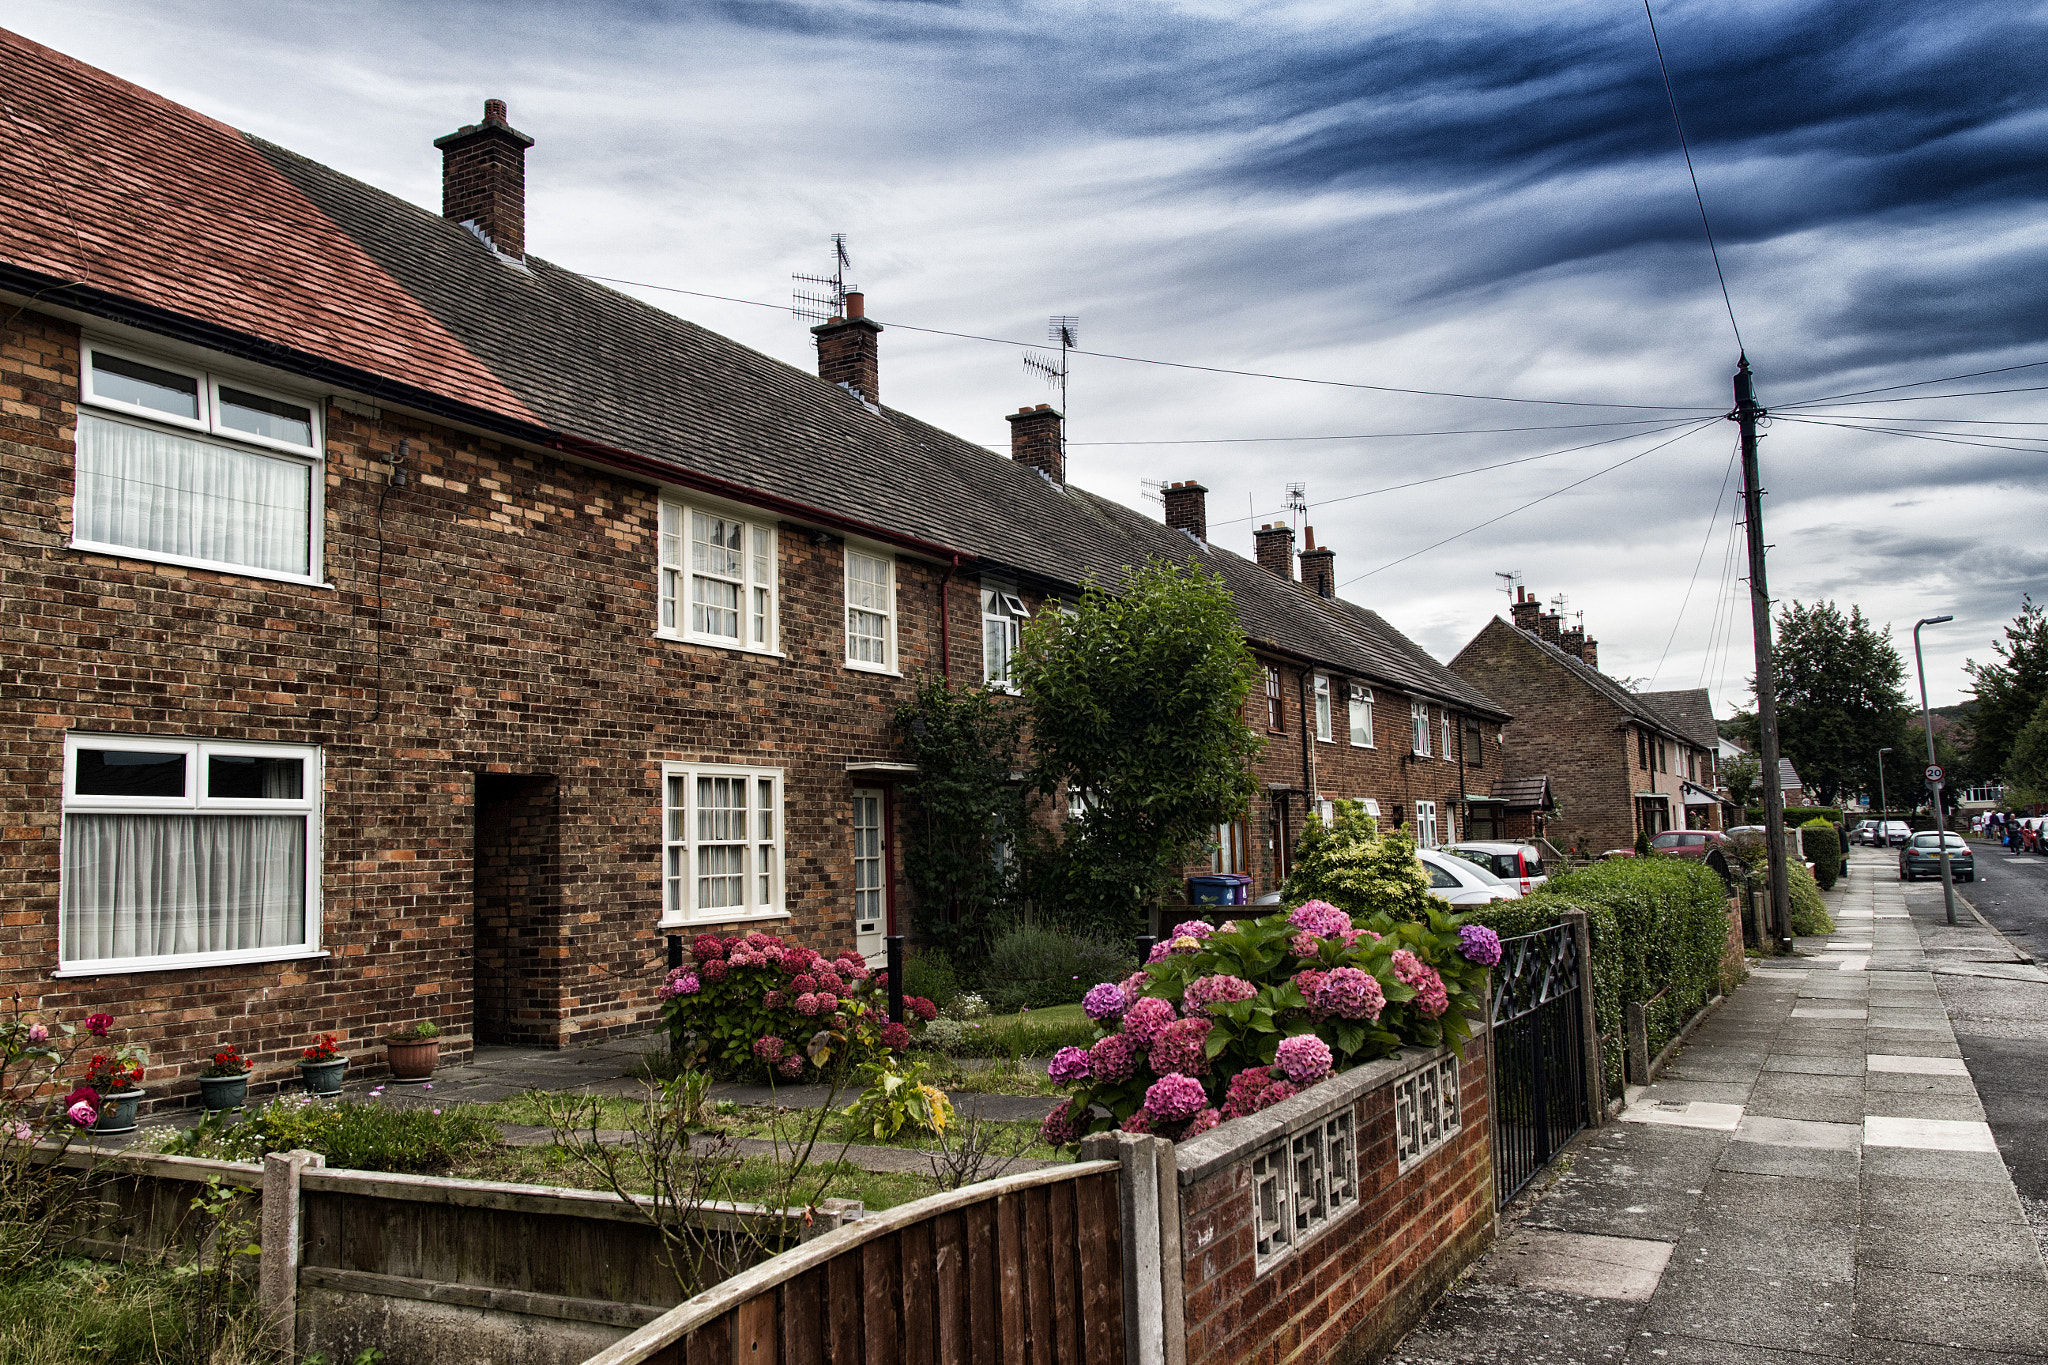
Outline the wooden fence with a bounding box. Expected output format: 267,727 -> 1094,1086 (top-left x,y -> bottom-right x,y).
584,1161 -> 1127,1365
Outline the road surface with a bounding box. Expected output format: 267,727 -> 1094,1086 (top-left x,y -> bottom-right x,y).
1954,838 -> 2048,1247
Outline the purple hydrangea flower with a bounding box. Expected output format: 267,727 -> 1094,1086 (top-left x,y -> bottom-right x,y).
1048,1046 -> 1093,1085
1287,900 -> 1352,938
1275,1034 -> 1334,1086
1039,1099 -> 1082,1146
1144,1073 -> 1210,1122
1148,1017 -> 1213,1076
1183,974 -> 1258,1015
1308,967 -> 1385,1022
1083,982 -> 1129,1023
1170,920 -> 1216,941
1392,949 -> 1450,1018
656,970 -> 702,1000
1121,997 -> 1177,1046
1459,924 -> 1503,967
1087,1032 -> 1142,1082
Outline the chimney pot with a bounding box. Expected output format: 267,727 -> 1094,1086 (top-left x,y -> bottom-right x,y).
1007,404 -> 1065,483
1163,479 -> 1208,542
812,296 -> 885,407
1253,523 -> 1296,579
1510,589 -> 1542,633
1581,637 -> 1600,670
434,99 -> 535,261
1299,534 -> 1336,598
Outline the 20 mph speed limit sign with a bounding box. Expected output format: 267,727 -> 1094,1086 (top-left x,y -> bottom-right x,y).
1926,764 -> 1945,785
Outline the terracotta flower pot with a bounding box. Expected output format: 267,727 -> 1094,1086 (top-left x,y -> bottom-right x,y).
299,1058 -> 347,1097
197,1074 -> 249,1113
385,1039 -> 439,1082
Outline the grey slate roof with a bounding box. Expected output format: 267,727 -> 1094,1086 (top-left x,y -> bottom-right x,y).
1638,689 -> 1719,749
1491,776 -> 1555,809
1506,624 -> 1694,739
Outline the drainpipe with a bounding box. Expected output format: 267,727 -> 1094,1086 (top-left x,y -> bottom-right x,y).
1299,668 -> 1316,814
938,557 -> 960,683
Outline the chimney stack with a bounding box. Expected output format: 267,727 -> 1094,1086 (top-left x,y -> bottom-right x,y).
813,291 -> 883,408
435,99 -> 535,261
1538,611 -> 1563,645
1007,404 -> 1064,483
1299,526 -> 1336,598
1253,523 -> 1295,579
1163,480 -> 1208,542
1580,637 -> 1600,670
1510,586 -> 1542,634
1560,624 -> 1585,657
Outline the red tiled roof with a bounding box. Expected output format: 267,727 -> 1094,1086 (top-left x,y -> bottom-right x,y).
0,27 -> 538,423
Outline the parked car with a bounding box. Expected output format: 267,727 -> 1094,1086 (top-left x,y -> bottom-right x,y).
1418,847 -> 1522,905
1868,821 -> 1914,847
1899,832 -> 1974,882
1443,842 -> 1550,896
1648,830 -> 1730,860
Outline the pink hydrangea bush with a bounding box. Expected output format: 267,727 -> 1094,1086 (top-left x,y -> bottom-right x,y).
1040,903 -> 1490,1144
658,931 -> 917,1081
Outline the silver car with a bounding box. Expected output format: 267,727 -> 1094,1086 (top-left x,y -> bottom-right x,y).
1418,847 -> 1523,905
1443,841 -> 1550,897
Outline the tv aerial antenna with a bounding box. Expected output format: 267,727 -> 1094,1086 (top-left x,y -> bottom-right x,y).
1286,482 -> 1308,534
1024,315 -> 1080,415
1495,571 -> 1522,602
792,233 -> 855,321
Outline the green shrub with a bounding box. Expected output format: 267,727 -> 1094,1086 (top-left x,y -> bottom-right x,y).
164,1095 -> 500,1173
980,926 -> 1134,1013
1800,818 -> 1842,890
1279,800 -> 1435,922
1471,857 -> 1733,1102
1787,860 -> 1834,936
902,949 -> 962,1010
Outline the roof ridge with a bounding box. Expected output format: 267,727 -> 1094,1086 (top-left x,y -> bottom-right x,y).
0,27 -> 244,140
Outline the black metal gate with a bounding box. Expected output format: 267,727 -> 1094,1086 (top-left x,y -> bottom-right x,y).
1491,923 -> 1590,1205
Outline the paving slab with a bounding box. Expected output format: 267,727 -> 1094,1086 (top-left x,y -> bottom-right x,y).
1475,1229 -> 1674,1301
1853,1266 -> 2048,1354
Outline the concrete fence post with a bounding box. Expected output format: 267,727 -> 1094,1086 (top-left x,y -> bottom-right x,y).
1560,909 -> 1605,1125
801,1197 -> 865,1241
1082,1131 -> 1168,1365
1625,1002 -> 1651,1086
259,1148 -> 323,1359
1156,1137 -> 1187,1365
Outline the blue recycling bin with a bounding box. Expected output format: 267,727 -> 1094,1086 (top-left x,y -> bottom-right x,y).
1187,874 -> 1251,906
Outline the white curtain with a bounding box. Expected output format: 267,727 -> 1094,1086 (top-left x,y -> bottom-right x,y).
63,814 -> 305,961
74,414 -> 311,575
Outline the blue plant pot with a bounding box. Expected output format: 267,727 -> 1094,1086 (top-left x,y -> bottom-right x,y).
198,1074 -> 249,1113
93,1088 -> 144,1135
299,1059 -> 347,1097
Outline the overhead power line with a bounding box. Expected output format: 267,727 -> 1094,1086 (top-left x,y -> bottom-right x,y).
576,270 -> 1720,412
1337,419 -> 1722,587
1779,354 -> 2048,408
1641,0 -> 1744,353
1066,417 -> 1685,446
1648,436 -> 1741,690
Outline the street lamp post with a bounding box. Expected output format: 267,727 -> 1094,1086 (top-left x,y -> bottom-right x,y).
1913,616 -> 1956,926
1876,747 -> 1891,820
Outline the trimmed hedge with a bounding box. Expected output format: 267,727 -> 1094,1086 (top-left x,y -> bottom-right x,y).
1470,857 -> 1734,1102
1743,805 -> 1845,826
1800,818 -> 1842,890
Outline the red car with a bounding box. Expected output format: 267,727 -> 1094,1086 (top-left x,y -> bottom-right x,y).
1649,830 -> 1732,861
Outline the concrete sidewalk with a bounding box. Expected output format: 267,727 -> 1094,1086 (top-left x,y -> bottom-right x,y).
1392,846 -> 2048,1363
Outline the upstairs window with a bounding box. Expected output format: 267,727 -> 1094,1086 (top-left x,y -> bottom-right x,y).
1349,688 -> 1374,748
1441,711 -> 1452,761
982,585 -> 1028,690
1411,701 -> 1431,756
1313,675 -> 1333,743
1266,667 -> 1284,731
659,501 -> 777,653
75,342 -> 323,583
844,547 -> 897,672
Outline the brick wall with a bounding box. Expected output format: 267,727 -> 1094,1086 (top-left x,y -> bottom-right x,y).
0,306 -> 993,1100
1177,1036 -> 1495,1365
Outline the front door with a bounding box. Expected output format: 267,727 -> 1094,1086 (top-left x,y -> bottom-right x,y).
853,788 -> 887,964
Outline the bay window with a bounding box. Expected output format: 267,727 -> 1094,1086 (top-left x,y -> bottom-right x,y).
661,763 -> 785,923
659,500 -> 778,653
59,735 -> 321,974
75,342 -> 323,583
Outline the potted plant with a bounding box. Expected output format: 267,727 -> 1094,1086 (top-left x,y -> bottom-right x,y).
198,1046 -> 254,1112
384,1020 -> 441,1082
83,1044 -> 148,1135
299,1033 -> 347,1097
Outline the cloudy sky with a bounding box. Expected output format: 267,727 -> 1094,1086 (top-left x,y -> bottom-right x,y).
20,0 -> 2048,710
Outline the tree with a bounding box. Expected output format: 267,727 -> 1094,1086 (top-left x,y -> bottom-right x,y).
1964,596 -> 2048,785
2006,696 -> 2048,810
1765,600 -> 1909,806
1013,559 -> 1265,936
1722,753 -> 1760,808
893,676 -> 1029,960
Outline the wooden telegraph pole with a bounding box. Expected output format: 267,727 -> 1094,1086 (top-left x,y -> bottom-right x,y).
1733,357 -> 1794,952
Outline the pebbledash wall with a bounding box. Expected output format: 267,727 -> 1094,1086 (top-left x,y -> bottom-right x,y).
1170,1036 -> 1494,1365
0,308 -> 993,1090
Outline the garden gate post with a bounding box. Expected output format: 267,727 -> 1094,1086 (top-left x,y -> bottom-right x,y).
1561,909 -> 1605,1124
1081,1130 -> 1171,1365
260,1147 -> 323,1359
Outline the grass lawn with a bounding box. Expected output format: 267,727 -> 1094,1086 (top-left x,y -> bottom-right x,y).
0,1257 -> 268,1365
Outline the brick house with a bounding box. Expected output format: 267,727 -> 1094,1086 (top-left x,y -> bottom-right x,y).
0,30 -> 1509,1095
1448,590 -> 1720,854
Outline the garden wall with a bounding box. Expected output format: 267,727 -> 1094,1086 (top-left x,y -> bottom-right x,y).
1170,1039 -> 1494,1365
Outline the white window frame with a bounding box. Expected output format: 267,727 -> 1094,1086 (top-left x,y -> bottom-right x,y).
1411,700 -> 1431,757
982,584 -> 1027,692
1415,799 -> 1439,849
660,762 -> 787,926
75,339 -> 327,587
1313,675 -> 1333,743
1441,711 -> 1452,762
1349,688 -> 1374,748
57,734 -> 324,976
658,498 -> 780,656
843,543 -> 898,674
